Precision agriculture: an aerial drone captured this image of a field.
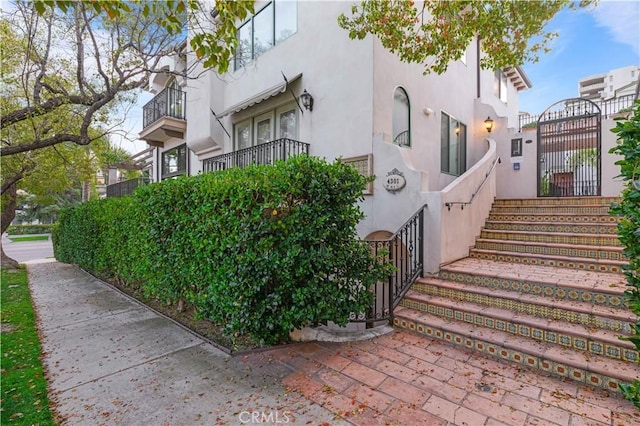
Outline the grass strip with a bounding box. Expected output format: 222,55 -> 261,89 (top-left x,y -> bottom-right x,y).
1,267 -> 55,425
8,235 -> 49,242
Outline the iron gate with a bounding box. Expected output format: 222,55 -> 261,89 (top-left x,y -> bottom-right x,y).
537,98 -> 602,197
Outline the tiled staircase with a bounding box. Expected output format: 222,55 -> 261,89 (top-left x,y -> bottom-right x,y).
394,197 -> 638,393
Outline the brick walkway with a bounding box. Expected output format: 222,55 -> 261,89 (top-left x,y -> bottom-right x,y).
246,330 -> 639,426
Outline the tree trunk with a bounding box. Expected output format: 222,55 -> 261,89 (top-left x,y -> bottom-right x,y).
1,183 -> 20,268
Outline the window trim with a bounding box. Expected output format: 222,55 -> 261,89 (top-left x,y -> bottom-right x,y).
253,111 -> 275,145
234,0 -> 297,71
495,70 -> 508,104
275,104 -> 299,139
440,111 -> 467,176
392,86 -> 411,147
233,102 -> 299,149
161,143 -> 188,180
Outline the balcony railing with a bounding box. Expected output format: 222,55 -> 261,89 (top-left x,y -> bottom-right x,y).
106,178 -> 150,198
142,87 -> 186,128
202,138 -> 310,172
353,205 -> 425,326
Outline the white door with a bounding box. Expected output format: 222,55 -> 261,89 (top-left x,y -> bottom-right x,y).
276,105 -> 298,139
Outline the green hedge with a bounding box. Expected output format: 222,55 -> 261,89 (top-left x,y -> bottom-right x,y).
610,99 -> 640,407
54,155 -> 389,345
6,224 -> 54,235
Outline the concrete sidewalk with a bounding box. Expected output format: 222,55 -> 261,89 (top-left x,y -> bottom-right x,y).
29,261 -> 640,425
28,261 -> 346,425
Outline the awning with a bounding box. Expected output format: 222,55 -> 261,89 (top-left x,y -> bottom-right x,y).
219,73 -> 302,117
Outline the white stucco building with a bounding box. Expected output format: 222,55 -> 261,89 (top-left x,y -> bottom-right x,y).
578,64 -> 639,101
135,0 -> 536,273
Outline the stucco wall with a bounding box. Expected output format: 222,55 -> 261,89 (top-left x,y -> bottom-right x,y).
211,1 -> 375,163
438,139 -> 497,267
496,118 -> 625,199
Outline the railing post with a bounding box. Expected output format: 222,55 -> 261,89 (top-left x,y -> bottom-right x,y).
388,240 -> 394,326
419,206 -> 424,277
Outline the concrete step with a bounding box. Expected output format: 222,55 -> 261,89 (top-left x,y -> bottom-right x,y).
473,239 -> 624,262
493,197 -> 619,207
479,229 -> 621,247
438,258 -> 627,309
410,278 -> 635,335
393,306 -> 637,394
468,248 -> 626,274
483,220 -> 618,235
401,288 -> 637,363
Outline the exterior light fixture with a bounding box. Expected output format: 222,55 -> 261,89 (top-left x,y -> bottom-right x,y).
300,89 -> 313,111
484,116 -> 494,133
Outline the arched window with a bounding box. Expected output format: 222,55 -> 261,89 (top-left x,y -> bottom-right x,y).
165,77 -> 184,119
392,87 -> 410,146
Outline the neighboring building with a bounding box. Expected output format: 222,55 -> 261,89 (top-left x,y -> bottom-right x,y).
578,64 -> 639,101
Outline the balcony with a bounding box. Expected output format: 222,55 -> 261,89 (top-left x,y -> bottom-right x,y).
106,177 -> 150,198
139,87 -> 186,147
202,138 -> 310,172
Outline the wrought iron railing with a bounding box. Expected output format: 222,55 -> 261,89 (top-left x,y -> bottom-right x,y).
352,205 -> 426,326
518,94 -> 635,131
106,177 -> 150,198
541,181 -> 599,197
142,87 -> 186,128
393,130 -> 410,146
202,138 -> 310,172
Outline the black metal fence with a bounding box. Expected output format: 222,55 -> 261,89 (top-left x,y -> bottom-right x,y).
142,87 -> 186,128
106,178 -> 150,198
202,138 -> 310,172
353,205 -> 425,326
536,98 -> 602,197
519,94 -> 634,131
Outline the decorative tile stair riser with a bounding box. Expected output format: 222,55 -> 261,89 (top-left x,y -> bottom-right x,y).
493,197 -> 619,207
483,221 -> 618,235
395,197 -> 635,394
479,230 -> 621,247
400,291 -> 637,363
491,205 -> 613,215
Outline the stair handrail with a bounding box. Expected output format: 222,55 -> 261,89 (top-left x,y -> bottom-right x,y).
361,203 -> 426,326
445,156 -> 501,211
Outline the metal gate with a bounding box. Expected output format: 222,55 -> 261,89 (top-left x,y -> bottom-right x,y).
537,98 -> 601,197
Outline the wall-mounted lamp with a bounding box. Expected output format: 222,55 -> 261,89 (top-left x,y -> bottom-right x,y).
483,116 -> 494,133
300,89 -> 313,111
454,124 -> 461,135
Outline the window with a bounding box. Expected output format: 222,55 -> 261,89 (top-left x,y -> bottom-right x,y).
494,70 -> 507,103
233,104 -> 298,149
166,77 -> 184,119
632,70 -> 636,78
234,1 -> 297,70
440,112 -> 467,176
392,87 -> 410,146
161,144 -> 187,179
511,138 -> 522,157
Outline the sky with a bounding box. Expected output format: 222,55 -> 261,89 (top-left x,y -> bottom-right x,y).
518,0 -> 640,115
119,0 -> 640,154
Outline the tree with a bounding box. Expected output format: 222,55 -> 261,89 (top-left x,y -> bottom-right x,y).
337,0 -> 592,75
32,0 -> 255,73
0,1 -> 183,266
